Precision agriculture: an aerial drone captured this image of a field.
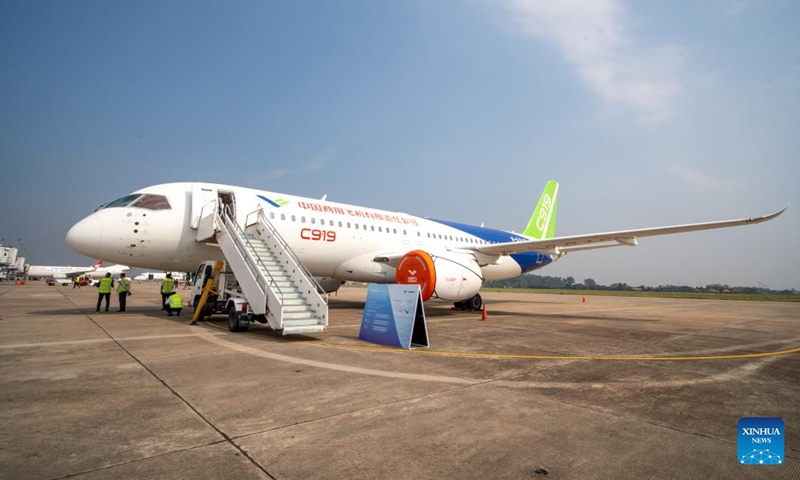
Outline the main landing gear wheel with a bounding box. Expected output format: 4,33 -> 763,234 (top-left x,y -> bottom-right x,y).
227,307 -> 249,332
453,294 -> 483,311
466,293 -> 482,310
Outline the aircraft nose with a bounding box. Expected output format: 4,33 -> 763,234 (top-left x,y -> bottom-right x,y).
66,215 -> 102,258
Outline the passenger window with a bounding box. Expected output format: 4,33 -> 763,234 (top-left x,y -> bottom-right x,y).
281,213 -> 286,221
311,218 -> 315,224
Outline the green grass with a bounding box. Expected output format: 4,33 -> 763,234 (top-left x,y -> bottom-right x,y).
482,288 -> 800,302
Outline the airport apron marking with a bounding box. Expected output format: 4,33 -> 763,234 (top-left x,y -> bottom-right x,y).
201,320 -> 800,361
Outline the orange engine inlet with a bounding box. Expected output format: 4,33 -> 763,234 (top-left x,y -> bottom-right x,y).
395,250 -> 436,301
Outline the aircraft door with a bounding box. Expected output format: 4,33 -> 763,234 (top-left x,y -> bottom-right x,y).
218,191 -> 236,221
191,183 -> 218,229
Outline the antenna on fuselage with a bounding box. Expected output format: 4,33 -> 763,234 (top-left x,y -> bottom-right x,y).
321,194 -> 328,201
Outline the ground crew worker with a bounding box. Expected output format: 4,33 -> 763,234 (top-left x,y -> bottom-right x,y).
160,273 -> 174,310
73,276 -> 82,289
117,272 -> 132,312
95,273 -> 114,312
165,291 -> 183,316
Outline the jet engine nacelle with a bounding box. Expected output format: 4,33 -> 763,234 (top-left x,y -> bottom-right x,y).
315,277 -> 345,294
395,250 -> 483,302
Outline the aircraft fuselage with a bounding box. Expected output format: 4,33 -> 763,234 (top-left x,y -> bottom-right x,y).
66,182 -> 551,284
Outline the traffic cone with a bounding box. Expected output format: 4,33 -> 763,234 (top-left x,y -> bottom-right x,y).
582,296 -> 586,303
481,304 -> 488,321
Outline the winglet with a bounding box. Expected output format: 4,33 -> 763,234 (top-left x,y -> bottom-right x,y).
523,181 -> 559,239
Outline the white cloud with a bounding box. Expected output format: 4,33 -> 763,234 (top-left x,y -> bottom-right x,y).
502,0 -> 682,122
721,0 -> 754,16
259,145 -> 342,180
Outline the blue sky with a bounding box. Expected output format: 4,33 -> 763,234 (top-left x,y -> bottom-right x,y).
1,0 -> 797,289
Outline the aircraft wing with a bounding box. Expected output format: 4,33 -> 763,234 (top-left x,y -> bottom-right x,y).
472,207 -> 787,257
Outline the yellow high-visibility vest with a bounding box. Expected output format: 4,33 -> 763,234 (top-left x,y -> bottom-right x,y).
117,278 -> 130,293
161,278 -> 174,293
98,277 -> 113,293
169,294 -> 183,309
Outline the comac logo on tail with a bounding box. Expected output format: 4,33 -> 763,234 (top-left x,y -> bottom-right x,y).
523,180 -> 559,240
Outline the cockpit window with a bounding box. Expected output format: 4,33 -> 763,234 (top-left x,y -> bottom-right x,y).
95,193 -> 171,211
97,194 -> 141,210
132,194 -> 171,210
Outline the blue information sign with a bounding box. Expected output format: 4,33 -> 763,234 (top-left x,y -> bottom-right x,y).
359,284 -> 429,349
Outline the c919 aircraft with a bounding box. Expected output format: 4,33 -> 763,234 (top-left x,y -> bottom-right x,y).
66,181 -> 784,309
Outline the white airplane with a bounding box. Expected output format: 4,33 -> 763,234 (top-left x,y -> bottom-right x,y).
86,264 -> 131,279
26,260 -> 103,280
65,181 -> 785,309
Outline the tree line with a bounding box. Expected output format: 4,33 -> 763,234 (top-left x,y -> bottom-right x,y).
484,274 -> 798,295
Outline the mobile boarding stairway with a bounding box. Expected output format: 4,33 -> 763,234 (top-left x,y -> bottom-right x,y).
195,200 -> 328,335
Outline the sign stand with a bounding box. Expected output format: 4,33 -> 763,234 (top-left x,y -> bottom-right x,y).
359,284 -> 429,350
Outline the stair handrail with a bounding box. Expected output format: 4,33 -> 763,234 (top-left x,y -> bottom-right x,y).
250,208 -> 329,302
217,209 -> 287,301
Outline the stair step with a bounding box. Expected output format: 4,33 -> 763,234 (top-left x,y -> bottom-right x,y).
283,310 -> 315,320
282,298 -> 307,306
282,315 -> 322,324
282,324 -> 327,335
256,263 -> 281,270
264,275 -> 291,283
284,307 -> 313,315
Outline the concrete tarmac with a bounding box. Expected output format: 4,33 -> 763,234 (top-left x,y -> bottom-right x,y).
1,282 -> 798,479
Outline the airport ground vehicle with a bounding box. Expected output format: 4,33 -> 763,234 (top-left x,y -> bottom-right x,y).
46,277 -> 89,286
189,260 -> 254,332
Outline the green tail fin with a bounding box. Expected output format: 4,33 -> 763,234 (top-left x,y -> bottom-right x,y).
522,181 -> 559,239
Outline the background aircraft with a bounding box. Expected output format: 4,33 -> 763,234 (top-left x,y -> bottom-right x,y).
85,264 -> 131,279
25,260 -> 102,279
65,181 -> 784,308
